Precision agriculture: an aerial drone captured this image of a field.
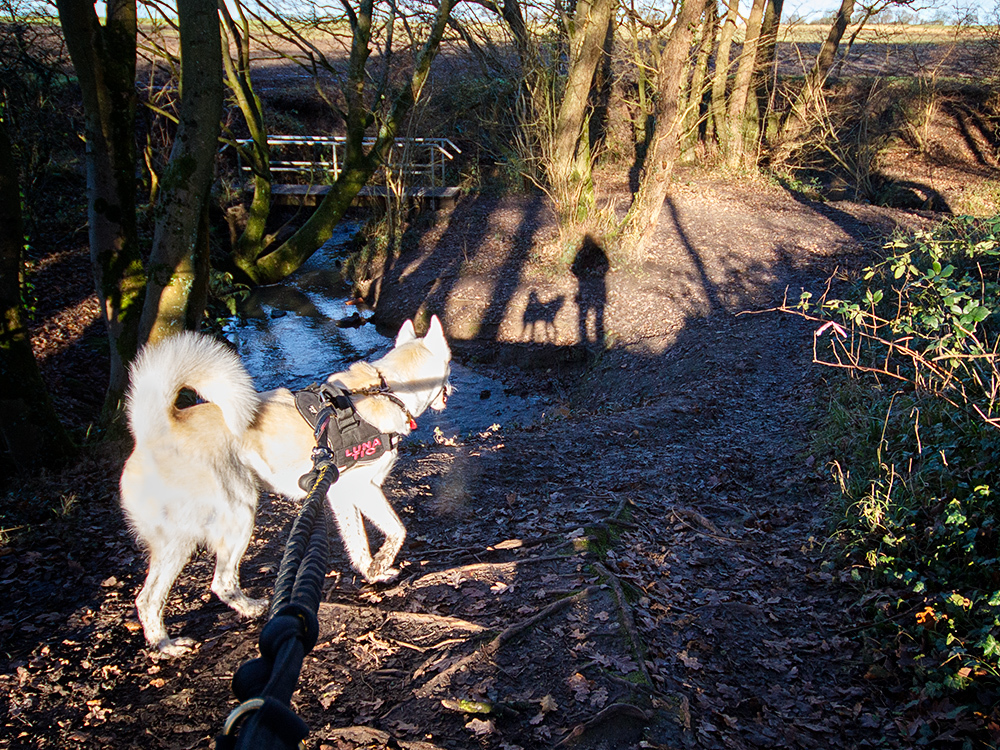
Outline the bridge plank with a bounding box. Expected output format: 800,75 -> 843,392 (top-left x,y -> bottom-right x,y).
270,184 -> 460,208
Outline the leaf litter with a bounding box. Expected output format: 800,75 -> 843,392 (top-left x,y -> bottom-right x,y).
0,183 -> 955,748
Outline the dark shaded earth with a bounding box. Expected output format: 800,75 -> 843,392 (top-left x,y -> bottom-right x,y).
3,171 -> 995,750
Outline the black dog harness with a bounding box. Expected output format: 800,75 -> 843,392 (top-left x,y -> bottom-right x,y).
294,382 -> 406,472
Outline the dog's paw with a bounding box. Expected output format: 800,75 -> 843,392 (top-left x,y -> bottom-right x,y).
154,636 -> 197,657
364,565 -> 400,584
239,597 -> 268,619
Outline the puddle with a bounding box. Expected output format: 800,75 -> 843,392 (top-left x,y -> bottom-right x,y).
225,222 -> 544,439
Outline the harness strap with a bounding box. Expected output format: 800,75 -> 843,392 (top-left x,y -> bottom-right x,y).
348,371 -> 418,431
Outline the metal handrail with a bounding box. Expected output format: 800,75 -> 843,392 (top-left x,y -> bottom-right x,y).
233,135 -> 461,188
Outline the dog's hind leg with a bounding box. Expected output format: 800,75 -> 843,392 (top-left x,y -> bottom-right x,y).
359,486 -> 405,583
136,541 -> 197,656
210,505 -> 268,619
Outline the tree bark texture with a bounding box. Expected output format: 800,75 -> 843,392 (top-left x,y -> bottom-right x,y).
618,0 -> 707,257
247,0 -> 457,285
723,0 -> 767,169
138,0 -> 223,345
221,0 -> 273,280
0,113 -> 75,479
754,0 -> 784,115
548,0 -> 617,221
683,1 -> 718,152
708,0 -> 739,148
55,0 -> 143,426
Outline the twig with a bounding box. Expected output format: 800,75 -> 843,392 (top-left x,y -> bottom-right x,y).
410,555 -> 572,589
576,660 -> 651,693
610,493 -> 629,520
593,563 -> 652,688
317,601 -> 485,634
554,703 -> 649,748
413,587 -> 599,698
669,509 -> 743,545
320,726 -> 446,750
837,603 -> 924,636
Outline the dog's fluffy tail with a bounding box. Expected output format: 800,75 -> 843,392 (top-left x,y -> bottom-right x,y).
125,332 -> 259,445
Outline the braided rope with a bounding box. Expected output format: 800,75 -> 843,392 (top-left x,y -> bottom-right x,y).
217,448 -> 337,750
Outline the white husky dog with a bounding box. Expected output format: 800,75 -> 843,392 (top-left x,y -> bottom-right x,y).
120,316 -> 451,655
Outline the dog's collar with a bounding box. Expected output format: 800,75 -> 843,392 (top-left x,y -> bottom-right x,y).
349,372 -> 418,431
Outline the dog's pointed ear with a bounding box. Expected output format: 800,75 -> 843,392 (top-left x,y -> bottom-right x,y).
423,315 -> 448,352
395,319 -> 417,346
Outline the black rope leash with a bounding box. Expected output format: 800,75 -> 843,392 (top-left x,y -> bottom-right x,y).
217,446 -> 338,750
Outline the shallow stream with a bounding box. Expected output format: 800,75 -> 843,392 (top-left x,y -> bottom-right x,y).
224,222 -> 544,441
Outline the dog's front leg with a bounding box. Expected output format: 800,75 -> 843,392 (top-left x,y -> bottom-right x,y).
329,500 -> 376,581
359,486 -> 405,583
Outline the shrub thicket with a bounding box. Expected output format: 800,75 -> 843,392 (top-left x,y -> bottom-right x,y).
797,215 -> 1000,735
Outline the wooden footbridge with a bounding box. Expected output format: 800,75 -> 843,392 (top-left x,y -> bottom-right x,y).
235,135 -> 462,209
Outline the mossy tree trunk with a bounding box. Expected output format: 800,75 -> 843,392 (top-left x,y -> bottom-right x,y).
138,0 -> 222,345
0,111 -> 76,480
707,0 -> 739,149
618,0 -> 707,257
723,0 -> 767,170
754,0 -> 784,138
243,0 -> 457,286
548,0 -> 618,223
682,1 -> 718,153
220,0 -> 273,280
55,0 -> 143,430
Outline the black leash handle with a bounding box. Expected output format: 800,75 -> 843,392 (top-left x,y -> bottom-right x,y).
217,447 -> 338,750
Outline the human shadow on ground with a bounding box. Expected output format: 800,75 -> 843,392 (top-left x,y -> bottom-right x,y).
570,234 -> 609,348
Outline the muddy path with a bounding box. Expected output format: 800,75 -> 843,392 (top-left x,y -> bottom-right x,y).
0,179 -> 940,749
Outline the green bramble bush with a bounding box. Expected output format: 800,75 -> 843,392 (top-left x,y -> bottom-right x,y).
795,215 -> 1000,739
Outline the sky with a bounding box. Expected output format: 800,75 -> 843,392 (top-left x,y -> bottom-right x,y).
783,0 -> 994,22
96,0 -> 997,24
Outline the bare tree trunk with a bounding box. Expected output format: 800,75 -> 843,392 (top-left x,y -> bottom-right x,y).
683,0 -> 717,152
220,0 -> 273,281
780,0 -> 855,137
246,0 -> 457,285
707,0 -> 738,148
0,112 -> 76,480
754,0 -> 784,141
138,0 -> 223,344
723,0 -> 767,169
55,0 -> 143,428
618,0 -> 707,256
548,0 -> 618,221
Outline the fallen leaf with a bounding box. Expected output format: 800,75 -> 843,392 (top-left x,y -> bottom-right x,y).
491,539 -> 523,550
677,650 -> 702,670
590,686 -> 608,708
465,718 -> 494,736
540,694 -> 558,713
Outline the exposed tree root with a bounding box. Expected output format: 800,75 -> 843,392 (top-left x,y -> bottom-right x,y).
413,586 -> 600,698
593,562 -> 653,688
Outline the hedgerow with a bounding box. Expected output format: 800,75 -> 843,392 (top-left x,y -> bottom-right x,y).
793,215 -> 1000,739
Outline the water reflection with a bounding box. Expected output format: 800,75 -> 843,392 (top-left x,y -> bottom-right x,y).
224,222 -> 545,439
